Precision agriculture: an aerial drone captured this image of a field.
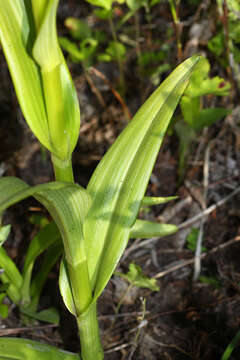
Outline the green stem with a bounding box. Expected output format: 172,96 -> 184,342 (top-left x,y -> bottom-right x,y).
115,283 -> 133,314
51,154 -> 74,183
77,302 -> 103,360
108,15 -> 125,93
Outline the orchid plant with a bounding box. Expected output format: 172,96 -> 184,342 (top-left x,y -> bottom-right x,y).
0,1 -> 198,359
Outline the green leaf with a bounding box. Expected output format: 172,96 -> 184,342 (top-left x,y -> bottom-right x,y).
59,37 -> 84,62
193,108 -> 230,131
0,0 -> 50,151
0,225 -> 11,247
130,220 -> 178,238
126,0 -> 146,11
105,41 -> 127,61
31,0 -> 48,31
83,56 -> 199,301
142,196 -> 178,206
64,17 -> 92,40
21,307 -> 60,324
0,237 -> 23,304
0,177 -> 92,315
221,329 -> 240,360
21,222 -> 61,306
0,337 -> 80,360
184,57 -> 230,97
93,8 -> 113,20
59,258 -> 76,316
33,0 -> 61,71
0,293 -> 9,319
116,263 -> 159,291
33,0 -> 81,160
86,0 -> 113,10
29,242 -> 62,312
180,96 -> 200,126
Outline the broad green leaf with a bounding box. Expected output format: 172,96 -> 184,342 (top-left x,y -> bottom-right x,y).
115,263 -> 159,291
0,177 -> 92,315
0,1 -> 50,151
142,196 -> 178,206
0,338 -> 80,360
130,220 -> 178,238
84,56 -> 199,300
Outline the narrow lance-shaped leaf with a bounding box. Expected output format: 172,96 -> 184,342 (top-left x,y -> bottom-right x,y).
21,221 -> 61,306
84,56 -> 199,301
129,220 -> 178,238
141,196 -> 178,206
33,0 -> 80,160
29,242 -> 62,313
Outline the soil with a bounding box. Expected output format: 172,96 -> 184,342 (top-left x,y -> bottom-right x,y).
1,1 -> 240,359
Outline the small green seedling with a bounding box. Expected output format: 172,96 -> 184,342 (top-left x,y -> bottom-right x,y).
175,57 -> 230,180
0,0 -> 199,359
59,18 -> 104,70
115,262 -> 159,312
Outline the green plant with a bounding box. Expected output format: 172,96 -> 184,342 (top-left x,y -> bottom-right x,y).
208,0 -> 240,87
175,56 -> 230,181
85,0 -> 127,91
59,18 -> 104,70
0,0 -> 199,359
115,262 -> 159,312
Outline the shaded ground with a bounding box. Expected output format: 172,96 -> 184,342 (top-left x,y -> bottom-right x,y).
1,0 -> 240,359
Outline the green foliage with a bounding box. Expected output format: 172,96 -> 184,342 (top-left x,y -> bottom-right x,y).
98,40 -> 127,62
186,228 -> 207,253
116,263 -> 159,291
176,57 -> 230,180
198,276 -> 221,290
